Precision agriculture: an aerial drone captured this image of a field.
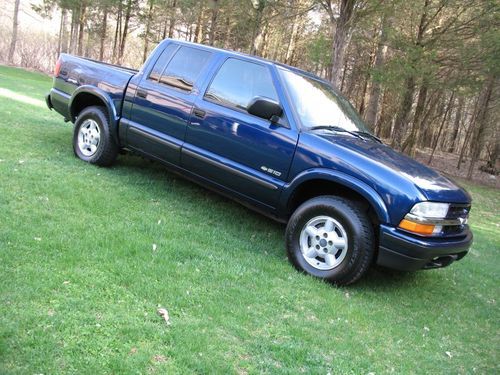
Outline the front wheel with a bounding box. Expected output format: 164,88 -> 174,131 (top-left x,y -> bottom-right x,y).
285,196 -> 375,285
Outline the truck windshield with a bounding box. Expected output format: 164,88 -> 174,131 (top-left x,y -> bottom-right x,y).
280,68 -> 370,133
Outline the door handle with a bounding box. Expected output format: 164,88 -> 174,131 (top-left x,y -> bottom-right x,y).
136,89 -> 148,98
193,108 -> 206,119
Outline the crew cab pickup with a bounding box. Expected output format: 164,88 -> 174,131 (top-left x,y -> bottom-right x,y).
46,39 -> 473,285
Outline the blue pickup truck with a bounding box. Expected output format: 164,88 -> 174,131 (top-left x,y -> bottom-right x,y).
46,39 -> 472,285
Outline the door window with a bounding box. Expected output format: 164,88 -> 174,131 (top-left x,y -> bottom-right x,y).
205,58 -> 279,112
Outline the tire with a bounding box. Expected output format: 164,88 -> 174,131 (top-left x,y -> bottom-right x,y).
285,196 -> 375,286
73,106 -> 118,166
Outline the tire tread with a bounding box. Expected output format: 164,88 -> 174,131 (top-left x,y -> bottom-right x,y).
286,195 -> 375,286
73,106 -> 118,167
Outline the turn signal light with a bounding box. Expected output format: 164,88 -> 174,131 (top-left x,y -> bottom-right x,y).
54,58 -> 62,77
398,219 -> 435,236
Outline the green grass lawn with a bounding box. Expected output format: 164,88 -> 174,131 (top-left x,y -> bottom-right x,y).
0,65 -> 498,374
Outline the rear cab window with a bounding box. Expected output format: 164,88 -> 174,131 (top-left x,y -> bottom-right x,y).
148,44 -> 178,82
148,45 -> 212,92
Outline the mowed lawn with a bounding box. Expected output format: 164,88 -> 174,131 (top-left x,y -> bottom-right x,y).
0,65 -> 498,374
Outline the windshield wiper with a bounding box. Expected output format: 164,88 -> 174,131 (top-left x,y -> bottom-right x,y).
308,125 -> 364,140
308,126 -> 382,143
353,131 -> 382,143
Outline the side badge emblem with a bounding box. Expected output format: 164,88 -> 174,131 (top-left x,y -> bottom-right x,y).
261,166 -> 282,177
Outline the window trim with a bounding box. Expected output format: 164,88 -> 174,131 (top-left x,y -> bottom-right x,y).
275,66 -> 304,132
158,74 -> 193,92
149,45 -> 212,94
147,43 -> 179,83
202,56 -> 284,121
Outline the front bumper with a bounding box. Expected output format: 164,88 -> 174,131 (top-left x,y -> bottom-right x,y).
376,224 -> 472,271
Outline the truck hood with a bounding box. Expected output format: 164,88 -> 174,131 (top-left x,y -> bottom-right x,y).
315,133 -> 471,203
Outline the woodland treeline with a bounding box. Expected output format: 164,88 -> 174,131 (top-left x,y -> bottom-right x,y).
2,0 -> 499,178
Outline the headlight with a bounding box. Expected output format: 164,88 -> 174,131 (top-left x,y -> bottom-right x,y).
399,202 -> 451,236
409,202 -> 449,218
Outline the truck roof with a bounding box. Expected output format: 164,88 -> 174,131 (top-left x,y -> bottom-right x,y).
163,38 -> 327,85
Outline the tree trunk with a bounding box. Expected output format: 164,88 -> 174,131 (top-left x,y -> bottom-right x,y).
84,25 -> 92,57
260,23 -> 270,58
77,4 -> 86,56
69,11 -> 75,54
485,140 -> 499,175
99,7 -> 108,61
392,76 -> 415,149
466,75 -> 496,179
143,0 -> 154,63
69,7 -> 80,55
194,4 -> 204,43
119,0 -> 133,64
285,8 -> 302,64
221,15 -> 232,48
8,0 -> 20,64
358,48 -> 376,118
60,9 -> 69,54
358,75 -> 369,117
428,92 -> 455,164
57,8 -> 64,56
457,96 -> 480,169
330,0 -> 356,90
112,2 -> 122,63
208,0 -> 219,46
392,0 -> 429,151
416,90 -> 443,148
365,15 -> 390,128
271,32 -> 281,60
448,96 -> 464,153
402,82 -> 428,155
250,1 -> 265,55
168,0 -> 177,38
375,90 -> 392,139
162,19 -> 167,40
340,57 -> 350,92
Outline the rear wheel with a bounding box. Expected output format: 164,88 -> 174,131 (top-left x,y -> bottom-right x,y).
285,196 -> 375,285
73,106 -> 118,166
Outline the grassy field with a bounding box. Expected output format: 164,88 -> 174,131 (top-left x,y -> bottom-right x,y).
0,65 -> 498,374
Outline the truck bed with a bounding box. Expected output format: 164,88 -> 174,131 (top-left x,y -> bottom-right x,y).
48,54 -> 137,121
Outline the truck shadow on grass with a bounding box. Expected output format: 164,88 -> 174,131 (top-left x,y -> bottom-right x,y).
355,267 -> 423,290
60,147 -> 452,291
106,153 -> 441,290
113,153 -> 284,239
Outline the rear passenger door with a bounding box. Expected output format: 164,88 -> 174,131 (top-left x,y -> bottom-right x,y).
126,44 -> 212,165
182,58 -> 298,209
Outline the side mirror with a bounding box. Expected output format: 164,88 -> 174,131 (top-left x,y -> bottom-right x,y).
247,96 -> 283,123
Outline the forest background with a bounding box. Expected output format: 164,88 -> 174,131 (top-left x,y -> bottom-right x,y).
1,0 -> 498,186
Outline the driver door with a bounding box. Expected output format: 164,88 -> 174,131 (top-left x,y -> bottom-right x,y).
181,57 -> 298,208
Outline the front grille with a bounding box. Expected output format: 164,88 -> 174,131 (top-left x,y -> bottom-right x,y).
442,225 -> 466,236
440,204 -> 470,237
446,204 -> 471,220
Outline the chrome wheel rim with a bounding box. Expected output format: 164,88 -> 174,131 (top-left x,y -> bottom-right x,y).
299,216 -> 349,270
78,119 -> 101,157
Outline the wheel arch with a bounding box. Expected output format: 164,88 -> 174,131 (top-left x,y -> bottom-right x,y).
69,86 -> 120,145
281,169 -> 390,225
